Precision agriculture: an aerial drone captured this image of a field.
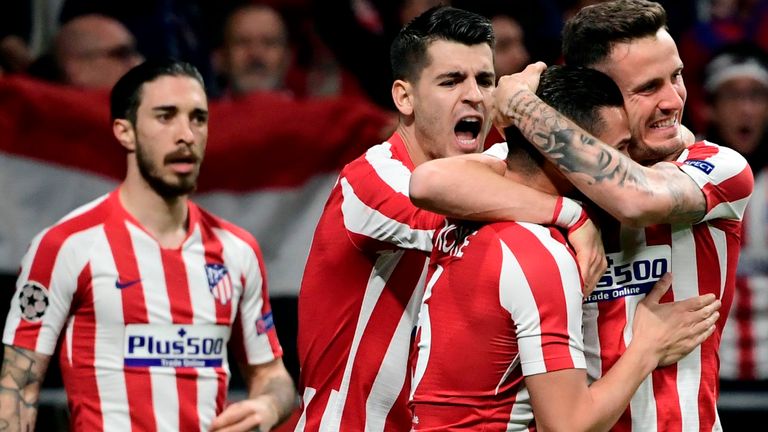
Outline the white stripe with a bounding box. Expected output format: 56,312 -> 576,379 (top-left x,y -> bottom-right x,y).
366,259 -> 428,431
719,305 -> 739,378
410,265 -> 441,401
151,370 -> 179,431
318,251 -> 405,432
128,223 -> 172,325
90,230 -> 131,431
197,368 -> 222,431
505,386 -> 534,431
183,226 -> 218,324
707,224 -> 728,299
294,387 -> 317,432
365,142 -> 412,195
498,239 -> 545,376
216,228 -> 273,365
340,177 -> 434,252
671,226 -> 701,432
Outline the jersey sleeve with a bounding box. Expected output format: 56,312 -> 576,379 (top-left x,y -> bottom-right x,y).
225,229 -> 283,365
483,142 -> 509,160
676,141 -> 754,222
339,143 -> 443,253
3,227 -> 85,356
496,223 -> 586,376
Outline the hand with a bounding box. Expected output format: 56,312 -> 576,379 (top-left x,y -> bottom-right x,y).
630,273 -> 721,367
209,397 -> 279,432
493,62 -> 547,129
567,217 -> 606,296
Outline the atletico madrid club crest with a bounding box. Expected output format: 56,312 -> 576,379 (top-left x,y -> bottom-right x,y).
19,281 -> 49,322
205,263 -> 233,305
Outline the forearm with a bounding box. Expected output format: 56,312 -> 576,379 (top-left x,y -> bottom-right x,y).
247,368 -> 296,425
409,155 -> 559,222
502,89 -> 704,226
0,346 -> 50,432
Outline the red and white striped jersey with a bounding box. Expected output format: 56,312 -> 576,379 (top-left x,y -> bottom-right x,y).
410,220 -> 586,431
721,168 -> 768,380
583,141 -> 753,431
295,133 -> 444,432
2,190 -> 282,431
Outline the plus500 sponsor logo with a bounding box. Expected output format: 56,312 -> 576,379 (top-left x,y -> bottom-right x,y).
127,335 -> 224,357
124,324 -> 228,367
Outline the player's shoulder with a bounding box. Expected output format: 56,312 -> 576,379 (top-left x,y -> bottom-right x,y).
687,140 -> 747,162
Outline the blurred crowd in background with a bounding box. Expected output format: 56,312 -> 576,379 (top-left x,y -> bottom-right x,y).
2,0 -> 768,426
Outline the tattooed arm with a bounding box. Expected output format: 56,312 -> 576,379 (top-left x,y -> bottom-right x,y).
0,345 -> 51,432
209,358 -> 297,432
495,63 -> 706,227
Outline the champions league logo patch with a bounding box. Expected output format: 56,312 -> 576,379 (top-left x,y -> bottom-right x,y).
18,281 -> 49,322
205,263 -> 233,305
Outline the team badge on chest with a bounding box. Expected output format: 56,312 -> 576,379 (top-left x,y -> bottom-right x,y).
205,263 -> 233,305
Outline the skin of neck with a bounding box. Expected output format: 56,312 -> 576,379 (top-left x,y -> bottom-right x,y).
118,156 -> 191,248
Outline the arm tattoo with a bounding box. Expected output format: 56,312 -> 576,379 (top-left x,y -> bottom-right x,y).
512,91 -> 654,192
0,346 -> 45,431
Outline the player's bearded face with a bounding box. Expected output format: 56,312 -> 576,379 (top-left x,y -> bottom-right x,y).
134,134 -> 201,198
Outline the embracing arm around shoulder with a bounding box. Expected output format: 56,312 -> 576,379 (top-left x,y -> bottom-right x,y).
0,344 -> 51,432
409,151 -> 606,291
209,358 -> 297,432
495,65 -> 709,227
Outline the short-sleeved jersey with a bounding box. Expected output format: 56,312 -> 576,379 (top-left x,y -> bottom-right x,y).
2,190 -> 282,431
410,219 -> 586,431
720,168 -> 768,380
295,133 -> 444,431
583,141 -> 753,431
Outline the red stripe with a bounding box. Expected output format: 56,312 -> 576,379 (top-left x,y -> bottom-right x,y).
160,248 -> 199,430
104,215 -> 156,431
700,166 -> 754,214
61,263 -> 104,430
13,197 -> 109,349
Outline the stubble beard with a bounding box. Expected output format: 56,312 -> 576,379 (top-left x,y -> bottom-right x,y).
135,138 -> 198,199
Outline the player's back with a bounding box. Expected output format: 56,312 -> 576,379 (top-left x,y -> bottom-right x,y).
411,219 -> 584,431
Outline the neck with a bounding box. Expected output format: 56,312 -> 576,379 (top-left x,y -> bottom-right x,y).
396,123 -> 428,167
119,172 -> 190,249
505,161 -> 568,197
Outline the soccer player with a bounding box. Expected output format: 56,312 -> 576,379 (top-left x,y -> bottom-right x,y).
490,1 -> 753,430
410,65 -> 721,431
0,59 -> 296,431
295,6 -> 607,431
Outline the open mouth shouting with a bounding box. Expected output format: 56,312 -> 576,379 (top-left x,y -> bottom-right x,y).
454,116 -> 483,150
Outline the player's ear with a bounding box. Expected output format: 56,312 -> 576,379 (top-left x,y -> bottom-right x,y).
392,79 -> 414,117
113,119 -> 136,152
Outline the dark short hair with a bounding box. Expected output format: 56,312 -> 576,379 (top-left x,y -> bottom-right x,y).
562,0 -> 667,67
505,65 -> 625,166
390,6 -> 494,82
110,59 -> 204,123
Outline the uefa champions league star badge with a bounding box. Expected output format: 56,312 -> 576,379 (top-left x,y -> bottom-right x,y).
18,281 -> 49,322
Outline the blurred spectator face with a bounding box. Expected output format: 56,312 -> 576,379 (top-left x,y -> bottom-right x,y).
708,71 -> 768,155
218,5 -> 289,93
56,15 -> 143,89
491,15 -> 529,77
